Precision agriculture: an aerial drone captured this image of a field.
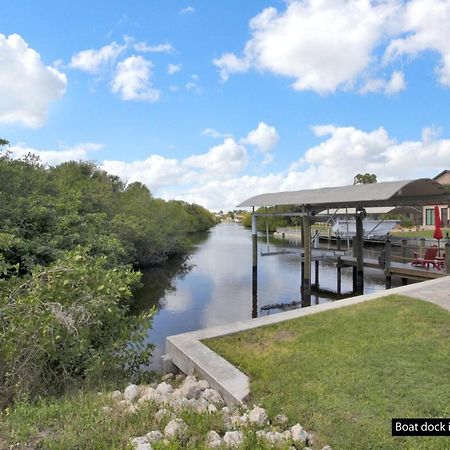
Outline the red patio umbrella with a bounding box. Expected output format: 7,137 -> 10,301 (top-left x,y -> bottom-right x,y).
433,205 -> 443,255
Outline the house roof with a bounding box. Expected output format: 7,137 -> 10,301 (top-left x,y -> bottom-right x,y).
237,179 -> 450,212
433,169 -> 450,180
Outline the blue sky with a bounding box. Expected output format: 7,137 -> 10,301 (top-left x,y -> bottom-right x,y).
1,0 -> 450,210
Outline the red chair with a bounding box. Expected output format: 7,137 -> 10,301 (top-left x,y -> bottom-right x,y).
411,246 -> 441,270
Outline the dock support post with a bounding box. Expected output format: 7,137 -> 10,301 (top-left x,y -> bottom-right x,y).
445,242 -> 450,274
401,238 -> 408,264
252,213 -> 258,318
337,235 -> 341,251
385,238 -> 392,289
301,216 -> 312,307
355,210 -> 364,294
300,253 -> 304,293
314,260 -> 320,288
337,256 -> 342,295
419,237 -> 425,258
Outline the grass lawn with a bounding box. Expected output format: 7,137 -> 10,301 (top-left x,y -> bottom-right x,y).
390,228 -> 450,239
0,390 -> 236,450
205,296 -> 450,450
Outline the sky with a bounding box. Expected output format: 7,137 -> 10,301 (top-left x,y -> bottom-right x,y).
1,0 -> 450,211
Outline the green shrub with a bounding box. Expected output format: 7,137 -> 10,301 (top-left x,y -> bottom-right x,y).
0,250 -> 154,408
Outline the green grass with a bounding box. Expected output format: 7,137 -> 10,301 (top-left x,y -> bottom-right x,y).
390,228 -> 450,238
205,296 -> 450,450
0,389 -> 284,449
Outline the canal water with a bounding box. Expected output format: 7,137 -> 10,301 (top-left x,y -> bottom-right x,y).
134,222 -> 409,370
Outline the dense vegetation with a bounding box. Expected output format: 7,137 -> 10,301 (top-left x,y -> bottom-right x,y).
0,148 -> 217,407
242,206 -> 303,232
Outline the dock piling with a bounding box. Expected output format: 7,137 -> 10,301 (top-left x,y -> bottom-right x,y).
355,210 -> 364,294
337,256 -> 342,295
252,213 -> 258,317
385,237 -> 392,289
445,242 -> 450,274
314,259 -> 320,288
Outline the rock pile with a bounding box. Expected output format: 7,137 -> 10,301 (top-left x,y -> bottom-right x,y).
106,374 -> 331,449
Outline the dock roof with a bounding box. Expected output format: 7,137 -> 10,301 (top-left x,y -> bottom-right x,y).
238,179 -> 450,212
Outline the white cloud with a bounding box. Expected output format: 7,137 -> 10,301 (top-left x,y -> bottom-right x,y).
34,128 -> 450,211
360,71 -> 406,95
9,142 -> 102,165
184,138 -> 248,175
202,128 -> 233,139
70,41 -> 126,73
10,124 -> 449,211
134,42 -> 174,53
384,0 -> 450,86
167,63 -> 182,74
213,53 -> 250,81
101,155 -> 188,190
214,0 -> 450,93
185,74 -> 201,93
0,34 -> 67,128
179,6 -> 195,15
241,122 -> 279,152
214,1 -> 399,93
111,55 -> 160,102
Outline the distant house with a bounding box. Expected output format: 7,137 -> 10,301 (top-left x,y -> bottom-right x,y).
422,170 -> 450,228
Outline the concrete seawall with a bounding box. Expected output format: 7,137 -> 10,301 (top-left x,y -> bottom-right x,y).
164,276 -> 450,405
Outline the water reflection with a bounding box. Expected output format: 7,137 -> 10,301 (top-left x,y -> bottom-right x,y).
134,222 -> 412,370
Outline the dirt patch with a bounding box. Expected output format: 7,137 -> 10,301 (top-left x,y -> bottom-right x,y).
274,329 -> 296,342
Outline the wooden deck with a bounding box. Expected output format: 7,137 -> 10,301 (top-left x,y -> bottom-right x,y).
339,256 -> 447,281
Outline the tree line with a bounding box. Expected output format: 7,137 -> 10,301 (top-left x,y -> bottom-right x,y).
0,145 -> 217,406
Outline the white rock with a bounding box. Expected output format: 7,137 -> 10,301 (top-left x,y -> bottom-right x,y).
205,430 -> 223,449
221,406 -> 232,416
135,443 -> 152,450
170,388 -> 184,401
322,446 -> 332,450
231,413 -> 249,427
130,436 -> 152,450
146,430 -> 164,443
138,387 -> 158,403
156,382 -> 173,396
198,379 -> 210,390
171,397 -> 192,411
181,378 -> 202,400
248,406 -> 269,426
265,431 -> 288,444
101,406 -> 112,414
110,390 -> 122,400
124,384 -> 140,403
196,398 -> 209,413
202,388 -> 224,406
282,430 -> 291,440
207,403 -> 218,414
223,431 -> 244,448
291,424 -> 308,443
154,408 -> 175,423
164,418 -> 187,438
